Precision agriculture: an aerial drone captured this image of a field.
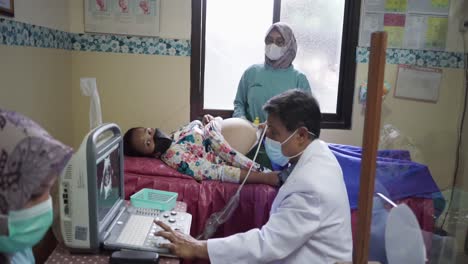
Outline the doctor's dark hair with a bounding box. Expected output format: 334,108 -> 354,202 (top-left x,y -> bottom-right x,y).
123,127 -> 142,157
263,89 -> 321,138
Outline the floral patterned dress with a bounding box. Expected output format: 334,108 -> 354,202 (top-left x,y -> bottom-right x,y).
161,119 -> 267,183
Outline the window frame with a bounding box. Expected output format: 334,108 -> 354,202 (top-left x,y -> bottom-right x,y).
190,0 -> 362,129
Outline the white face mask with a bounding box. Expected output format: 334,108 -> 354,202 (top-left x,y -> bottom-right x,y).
265,44 -> 287,60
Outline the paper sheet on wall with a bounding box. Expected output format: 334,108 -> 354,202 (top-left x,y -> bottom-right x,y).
365,0 -> 451,14
425,16 -> 448,49
359,12 -> 409,47
359,13 -> 384,47
395,65 -> 442,102
366,0 -> 386,12
385,26 -> 405,47
407,0 -> 450,14
384,14 -> 406,48
404,15 -> 448,50
360,0 -> 450,50
85,0 -> 160,37
404,15 -> 427,49
431,0 -> 449,8
385,0 -> 407,12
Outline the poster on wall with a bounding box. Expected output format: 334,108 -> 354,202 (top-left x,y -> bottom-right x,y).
359,0 -> 450,50
85,0 -> 160,37
0,0 -> 14,17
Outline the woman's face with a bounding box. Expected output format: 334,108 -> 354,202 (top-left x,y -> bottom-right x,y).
265,29 -> 285,47
130,127 -> 156,156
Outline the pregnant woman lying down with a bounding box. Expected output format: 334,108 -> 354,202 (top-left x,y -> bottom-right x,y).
123,117 -> 279,186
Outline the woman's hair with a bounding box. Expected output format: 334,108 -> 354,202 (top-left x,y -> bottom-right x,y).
263,89 -> 321,137
123,127 -> 142,157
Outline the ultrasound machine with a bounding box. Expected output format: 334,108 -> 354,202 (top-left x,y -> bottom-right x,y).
58,123 -> 192,256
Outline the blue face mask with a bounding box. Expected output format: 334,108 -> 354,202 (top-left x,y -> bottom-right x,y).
264,129 -> 317,167
264,130 -> 299,167
264,137 -> 290,166
0,196 -> 53,253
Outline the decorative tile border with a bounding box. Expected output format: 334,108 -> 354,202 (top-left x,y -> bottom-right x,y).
0,18 -> 72,50
71,33 -> 190,56
356,47 -> 465,69
0,18 -> 465,66
0,18 -> 190,56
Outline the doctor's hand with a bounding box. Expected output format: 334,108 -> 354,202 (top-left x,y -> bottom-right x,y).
202,114 -> 215,125
154,220 -> 209,260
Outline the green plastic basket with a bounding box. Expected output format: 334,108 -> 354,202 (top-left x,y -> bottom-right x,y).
130,188 -> 178,211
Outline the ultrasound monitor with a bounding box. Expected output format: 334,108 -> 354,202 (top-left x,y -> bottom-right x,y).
58,123 -> 192,255
58,123 -> 125,252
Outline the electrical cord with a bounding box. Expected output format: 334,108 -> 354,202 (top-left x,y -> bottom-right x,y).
196,126 -> 268,239
440,33 -> 468,230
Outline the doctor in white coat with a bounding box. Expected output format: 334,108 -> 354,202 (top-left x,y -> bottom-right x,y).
155,89 -> 353,263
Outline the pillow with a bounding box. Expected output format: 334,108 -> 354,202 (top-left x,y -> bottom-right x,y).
220,118 -> 258,155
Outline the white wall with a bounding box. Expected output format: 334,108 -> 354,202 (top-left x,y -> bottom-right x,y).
70,51 -> 190,148
0,0 -> 73,145
68,0 -> 191,39
67,0 -> 192,148
159,0 -> 191,39
10,0 -> 70,31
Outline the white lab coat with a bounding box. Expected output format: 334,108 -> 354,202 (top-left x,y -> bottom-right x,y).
207,139 -> 353,264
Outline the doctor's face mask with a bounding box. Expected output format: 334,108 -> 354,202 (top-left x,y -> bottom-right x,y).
265,113 -> 316,165
264,130 -> 298,166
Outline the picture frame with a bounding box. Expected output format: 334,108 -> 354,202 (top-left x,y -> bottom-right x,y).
0,0 -> 14,17
85,0 -> 160,37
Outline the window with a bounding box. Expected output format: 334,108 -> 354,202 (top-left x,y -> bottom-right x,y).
191,0 -> 362,129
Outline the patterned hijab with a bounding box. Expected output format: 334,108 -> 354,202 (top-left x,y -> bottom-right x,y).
0,109 -> 73,235
264,22 -> 298,69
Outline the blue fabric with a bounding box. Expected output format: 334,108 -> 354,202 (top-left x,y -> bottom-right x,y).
271,161 -> 288,171
10,247 -> 35,264
369,198 -> 389,264
328,144 -> 440,209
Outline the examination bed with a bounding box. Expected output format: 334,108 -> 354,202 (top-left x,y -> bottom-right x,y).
124,144 -> 440,242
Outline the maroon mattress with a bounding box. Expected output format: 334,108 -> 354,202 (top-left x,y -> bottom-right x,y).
124,157 -> 277,238
124,157 -> 434,240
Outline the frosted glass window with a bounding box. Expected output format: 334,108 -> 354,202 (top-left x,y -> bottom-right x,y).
203,0 -> 346,114
203,0 -> 274,110
281,0 -> 345,113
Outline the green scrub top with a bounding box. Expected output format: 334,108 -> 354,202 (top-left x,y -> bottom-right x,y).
233,64 -> 311,123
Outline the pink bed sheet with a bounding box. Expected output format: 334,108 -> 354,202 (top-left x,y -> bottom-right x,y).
124,157 -> 278,238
